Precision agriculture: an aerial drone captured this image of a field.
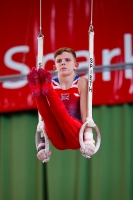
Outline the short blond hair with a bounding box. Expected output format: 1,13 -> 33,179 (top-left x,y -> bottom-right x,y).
54,47 -> 76,60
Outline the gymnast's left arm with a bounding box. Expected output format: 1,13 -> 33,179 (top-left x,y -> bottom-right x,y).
78,77 -> 88,123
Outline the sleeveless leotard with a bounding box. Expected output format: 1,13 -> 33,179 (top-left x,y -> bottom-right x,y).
52,75 -> 81,120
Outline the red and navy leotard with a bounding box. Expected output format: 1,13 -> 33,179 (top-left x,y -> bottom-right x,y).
52,75 -> 81,120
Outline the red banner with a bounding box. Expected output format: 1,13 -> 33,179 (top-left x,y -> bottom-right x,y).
0,0 -> 133,112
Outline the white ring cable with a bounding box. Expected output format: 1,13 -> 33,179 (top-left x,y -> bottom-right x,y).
37,0 -> 50,162
79,0 -> 101,158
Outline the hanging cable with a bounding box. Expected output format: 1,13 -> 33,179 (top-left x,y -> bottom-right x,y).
39,0 -> 42,34
90,0 -> 94,32
37,0 -> 44,68
37,0 -> 50,162
79,0 -> 101,158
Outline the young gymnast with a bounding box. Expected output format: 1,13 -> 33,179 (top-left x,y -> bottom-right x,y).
27,47 -> 95,161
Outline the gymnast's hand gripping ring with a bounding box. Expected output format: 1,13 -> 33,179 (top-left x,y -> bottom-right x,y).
39,126 -> 51,163
79,119 -> 101,158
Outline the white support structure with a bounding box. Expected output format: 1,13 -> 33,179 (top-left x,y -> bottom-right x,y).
36,0 -> 50,162
37,33 -> 51,163
79,27 -> 101,158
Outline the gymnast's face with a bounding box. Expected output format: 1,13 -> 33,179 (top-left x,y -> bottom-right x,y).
53,52 -> 79,76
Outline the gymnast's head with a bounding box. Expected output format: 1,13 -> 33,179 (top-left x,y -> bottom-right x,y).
53,47 -> 79,73
54,47 -> 76,61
